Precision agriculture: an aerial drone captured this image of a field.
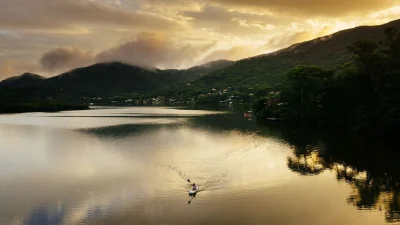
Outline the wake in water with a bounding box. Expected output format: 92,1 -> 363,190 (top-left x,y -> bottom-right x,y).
117,131 -> 269,196
161,164 -> 229,192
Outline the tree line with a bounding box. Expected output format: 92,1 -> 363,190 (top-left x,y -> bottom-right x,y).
253,27 -> 400,137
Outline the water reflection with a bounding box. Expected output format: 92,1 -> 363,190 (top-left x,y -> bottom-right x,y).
24,206 -> 64,225
190,113 -> 400,222
280,128 -> 400,223
251,119 -> 400,222
0,108 -> 398,225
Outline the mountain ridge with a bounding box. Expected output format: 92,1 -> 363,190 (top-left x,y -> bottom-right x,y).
2,19 -> 400,98
0,60 -> 235,95
178,19 -> 400,93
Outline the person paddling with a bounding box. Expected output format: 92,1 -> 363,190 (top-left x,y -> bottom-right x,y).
192,183 -> 198,191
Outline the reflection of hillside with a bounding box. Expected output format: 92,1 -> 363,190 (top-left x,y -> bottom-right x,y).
78,123 -> 181,138
264,124 -> 400,223
191,113 -> 400,222
78,112 -> 400,222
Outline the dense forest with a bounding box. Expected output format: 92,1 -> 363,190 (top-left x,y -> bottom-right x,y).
253,27 -> 400,137
0,87 -> 89,113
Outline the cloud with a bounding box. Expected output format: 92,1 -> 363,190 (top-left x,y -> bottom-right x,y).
201,46 -> 260,63
35,32 -> 260,74
1,0 -> 400,80
0,0 -> 180,33
264,31 -> 314,52
40,48 -> 94,73
95,32 -> 216,69
34,32 -> 217,74
182,5 -> 286,36
0,60 -> 41,80
209,0 -> 400,17
0,61 -> 16,80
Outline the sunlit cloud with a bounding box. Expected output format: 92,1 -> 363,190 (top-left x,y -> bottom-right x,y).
0,0 -> 399,79
40,48 -> 95,73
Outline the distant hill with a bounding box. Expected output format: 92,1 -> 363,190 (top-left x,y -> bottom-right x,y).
158,60 -> 235,85
2,18 -> 400,99
0,73 -> 45,88
45,62 -> 165,95
184,59 -> 236,80
0,60 -> 234,96
181,19 -> 400,92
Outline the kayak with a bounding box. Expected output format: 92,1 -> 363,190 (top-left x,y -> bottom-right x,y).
189,186 -> 198,196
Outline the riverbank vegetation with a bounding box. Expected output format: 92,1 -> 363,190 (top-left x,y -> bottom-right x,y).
0,87 -> 89,113
0,99 -> 89,113
253,27 -> 400,136
0,102 -> 89,114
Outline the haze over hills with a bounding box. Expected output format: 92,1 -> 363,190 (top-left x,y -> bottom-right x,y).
1,19 -> 400,98
178,19 -> 400,93
161,60 -> 235,83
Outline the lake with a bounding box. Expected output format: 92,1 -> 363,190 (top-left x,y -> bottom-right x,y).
0,107 -> 399,225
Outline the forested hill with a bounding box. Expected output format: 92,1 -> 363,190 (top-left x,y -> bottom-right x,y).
0,73 -> 45,88
0,60 -> 234,96
162,60 -> 235,83
253,26 -> 400,137
177,19 -> 400,94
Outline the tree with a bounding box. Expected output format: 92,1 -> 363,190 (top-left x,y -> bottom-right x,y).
281,66 -> 333,123
347,39 -> 388,86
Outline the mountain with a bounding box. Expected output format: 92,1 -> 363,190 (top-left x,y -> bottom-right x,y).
184,59 -> 236,79
181,19 -> 400,93
0,60 -> 234,96
0,73 -> 45,88
45,62 -> 166,95
2,19 -> 400,98
159,60 -> 235,84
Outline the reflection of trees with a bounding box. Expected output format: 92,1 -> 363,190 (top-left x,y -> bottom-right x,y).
287,145 -> 325,176
284,134 -> 400,223
342,167 -> 400,222
187,112 -> 400,222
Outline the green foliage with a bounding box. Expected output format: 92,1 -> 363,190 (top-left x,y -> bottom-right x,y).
252,97 -> 268,114
282,66 -> 334,123
172,20 -> 400,95
0,61 -> 234,98
0,100 -> 88,113
254,27 -> 400,136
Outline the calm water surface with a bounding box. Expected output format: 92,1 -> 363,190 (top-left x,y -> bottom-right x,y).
0,107 -> 399,225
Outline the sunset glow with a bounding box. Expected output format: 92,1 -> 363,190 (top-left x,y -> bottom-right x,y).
1,0 -> 400,79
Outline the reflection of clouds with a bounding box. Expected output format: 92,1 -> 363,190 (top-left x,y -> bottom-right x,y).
24,206 -> 65,225
2,107 -> 391,224
0,107 -> 224,130
0,115 -> 188,129
0,108 -> 292,224
22,191 -> 139,225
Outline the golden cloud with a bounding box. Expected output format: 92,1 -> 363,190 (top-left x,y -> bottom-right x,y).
40,48 -> 94,73
95,32 -> 217,69
0,0 -> 180,32
209,0 -> 400,17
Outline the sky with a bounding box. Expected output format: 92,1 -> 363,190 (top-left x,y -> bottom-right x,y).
0,0 -> 400,79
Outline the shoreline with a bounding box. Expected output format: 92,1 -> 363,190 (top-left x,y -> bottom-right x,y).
0,104 -> 90,114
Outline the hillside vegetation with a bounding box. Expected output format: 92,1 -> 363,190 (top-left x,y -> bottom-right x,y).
253,27 -> 400,137
171,19 -> 400,95
0,60 -> 234,97
0,60 -> 234,112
